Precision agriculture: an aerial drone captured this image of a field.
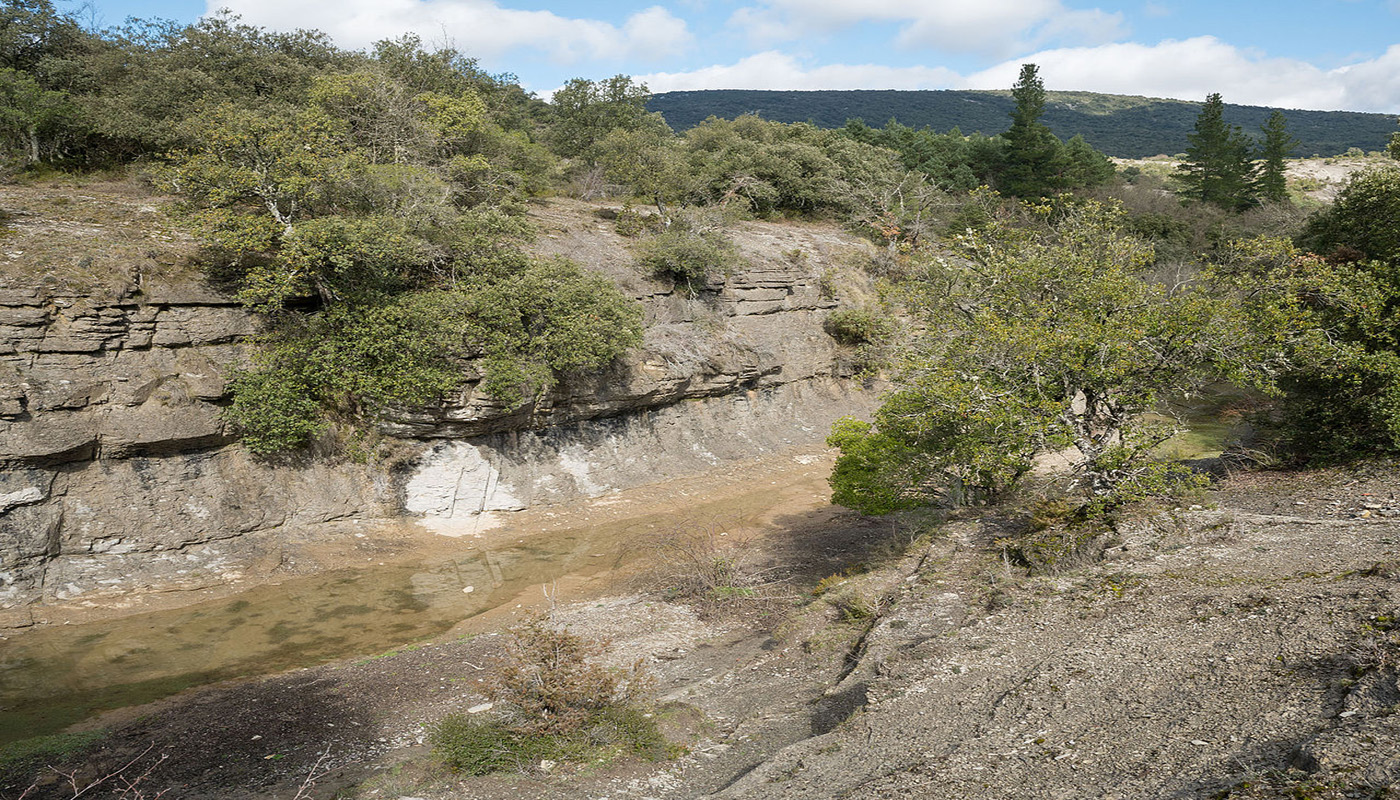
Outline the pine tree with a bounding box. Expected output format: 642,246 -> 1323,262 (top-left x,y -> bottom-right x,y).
1177,93 -> 1258,210
1257,110 -> 1298,203
1000,64 -> 1065,197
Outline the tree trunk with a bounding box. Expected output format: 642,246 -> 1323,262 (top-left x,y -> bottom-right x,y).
25,126 -> 39,166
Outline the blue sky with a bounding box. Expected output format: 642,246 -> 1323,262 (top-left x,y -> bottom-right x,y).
69,0 -> 1400,113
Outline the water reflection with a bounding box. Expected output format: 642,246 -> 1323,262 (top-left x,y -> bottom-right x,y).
0,530 -> 627,745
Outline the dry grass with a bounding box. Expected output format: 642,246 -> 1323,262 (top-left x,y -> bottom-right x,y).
0,172 -> 202,294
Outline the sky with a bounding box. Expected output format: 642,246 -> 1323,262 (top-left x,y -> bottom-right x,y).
72,0 -> 1400,113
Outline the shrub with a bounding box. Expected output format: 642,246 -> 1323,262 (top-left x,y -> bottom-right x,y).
226,258 -> 643,455
486,619 -> 639,736
430,620 -> 669,777
824,308 -> 894,347
634,225 -> 736,288
430,706 -> 671,777
613,202 -> 654,236
632,209 -> 740,288
646,523 -> 767,600
430,715 -> 574,776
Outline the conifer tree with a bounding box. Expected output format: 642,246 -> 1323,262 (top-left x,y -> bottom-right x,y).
1176,93 -> 1258,210
1257,110 -> 1298,203
1000,64 -> 1065,197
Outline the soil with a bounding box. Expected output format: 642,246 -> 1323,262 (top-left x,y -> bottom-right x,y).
8,459 -> 1400,799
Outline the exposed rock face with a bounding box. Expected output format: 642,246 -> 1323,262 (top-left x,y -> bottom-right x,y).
0,199 -> 880,619
0,284 -> 253,467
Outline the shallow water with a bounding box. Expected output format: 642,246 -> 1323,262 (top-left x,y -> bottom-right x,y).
0,466 -> 827,746
0,548 -> 593,745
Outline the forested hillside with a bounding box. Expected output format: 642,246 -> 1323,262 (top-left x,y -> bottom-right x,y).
648,89 -> 1399,158
6,0 -> 1400,513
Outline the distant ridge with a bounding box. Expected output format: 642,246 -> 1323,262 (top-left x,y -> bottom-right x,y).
648,89 -> 1399,159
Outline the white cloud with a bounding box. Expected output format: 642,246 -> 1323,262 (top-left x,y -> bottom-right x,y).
209,0 -> 692,65
631,38 -> 1400,114
727,0 -> 1126,55
633,51 -> 962,92
966,37 -> 1400,112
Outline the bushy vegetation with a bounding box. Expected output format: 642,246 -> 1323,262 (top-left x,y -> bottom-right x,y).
1266,162 -> 1400,460
647,88 -> 1397,159
0,2 -> 651,454
839,66 -> 1115,199
228,261 -> 642,453
8,0 -> 1400,489
824,308 -> 894,347
828,196 -> 1386,516
632,210 -> 739,289
430,620 -> 669,776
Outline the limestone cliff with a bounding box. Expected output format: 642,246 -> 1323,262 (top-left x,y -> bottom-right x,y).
0,190 -> 879,621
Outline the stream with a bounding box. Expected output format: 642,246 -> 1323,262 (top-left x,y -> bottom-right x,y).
0,453 -> 839,747
0,403 -> 1244,749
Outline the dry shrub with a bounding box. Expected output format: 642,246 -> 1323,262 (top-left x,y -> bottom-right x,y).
647,521 -> 771,600
431,620 -> 667,776
486,618 -> 648,736
1350,613 -> 1400,672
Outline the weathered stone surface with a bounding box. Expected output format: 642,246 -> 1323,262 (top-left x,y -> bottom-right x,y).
3,199 -> 880,610
402,378 -> 876,533
0,468 -> 60,606
19,450 -> 399,604
0,414 -> 99,464
151,306 -> 258,346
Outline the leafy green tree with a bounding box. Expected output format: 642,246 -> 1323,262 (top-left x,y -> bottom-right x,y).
596,124 -> 688,216
1299,163 -> 1400,264
1215,236 -> 1400,460
1000,64 -> 1066,197
1061,133 -> 1115,187
677,114 -> 903,216
1256,110 -> 1298,203
829,200 -> 1302,514
0,0 -> 90,74
548,74 -> 660,163
1176,93 -> 1258,210
164,103 -> 393,307
1273,165 -> 1400,459
841,119 -> 988,193
0,66 -> 75,165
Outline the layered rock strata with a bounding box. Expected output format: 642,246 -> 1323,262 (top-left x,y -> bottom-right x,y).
0,200 -> 877,618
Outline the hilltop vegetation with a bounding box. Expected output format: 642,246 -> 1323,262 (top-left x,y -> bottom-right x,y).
5,0 -> 1400,511
648,89 -> 1399,158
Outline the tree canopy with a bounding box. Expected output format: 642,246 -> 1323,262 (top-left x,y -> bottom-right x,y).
829,198 -> 1361,514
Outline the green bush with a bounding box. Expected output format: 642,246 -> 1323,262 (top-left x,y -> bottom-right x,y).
430,715 -> 575,776
633,216 -> 738,288
430,707 -> 670,777
824,308 -> 894,346
225,258 -> 642,455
